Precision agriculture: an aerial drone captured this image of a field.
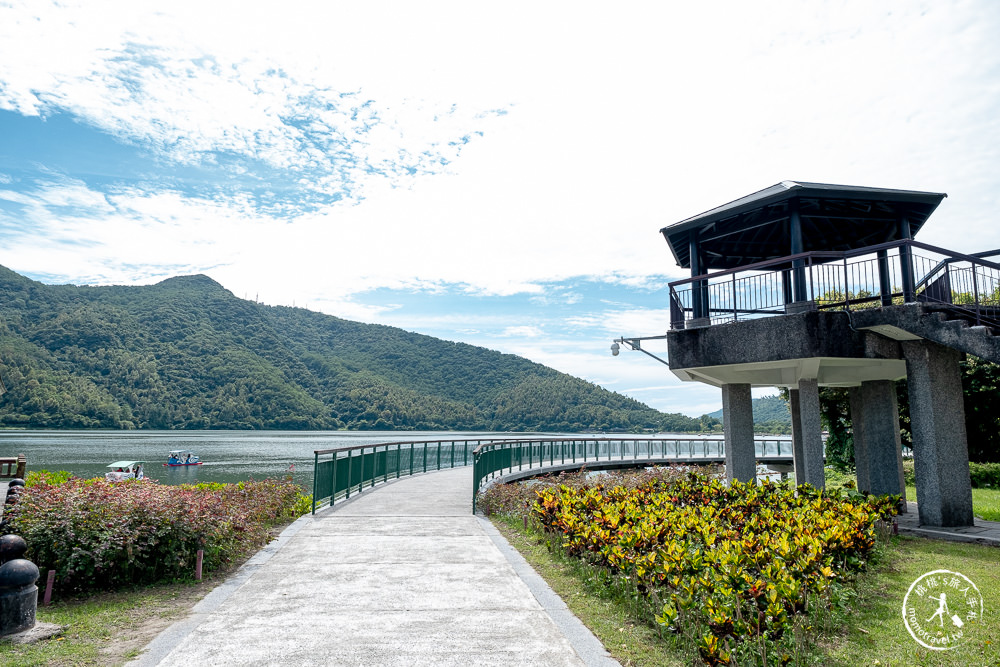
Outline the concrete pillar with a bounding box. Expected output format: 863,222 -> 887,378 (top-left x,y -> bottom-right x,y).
796,379 -> 825,489
721,383 -> 756,483
789,389 -> 806,485
848,386 -> 871,491
901,341 -> 974,527
849,381 -> 907,504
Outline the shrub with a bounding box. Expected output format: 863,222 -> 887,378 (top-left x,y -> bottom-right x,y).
969,462 -> 1000,489
531,472 -> 899,666
25,470 -> 74,486
477,465 -> 703,519
5,477 -> 307,592
902,459 -> 915,486
902,459 -> 998,489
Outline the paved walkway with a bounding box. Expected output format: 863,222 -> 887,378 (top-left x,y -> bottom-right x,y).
129,467 -> 618,666
896,500 -> 1000,546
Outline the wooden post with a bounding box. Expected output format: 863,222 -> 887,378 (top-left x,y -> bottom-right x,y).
43,569 -> 55,605
195,549 -> 204,580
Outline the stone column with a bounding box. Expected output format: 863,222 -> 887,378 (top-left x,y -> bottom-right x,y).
789,389 -> 806,485
848,386 -> 871,492
721,383 -> 756,483
901,340 -> 974,527
850,380 -> 906,504
797,379 -> 825,488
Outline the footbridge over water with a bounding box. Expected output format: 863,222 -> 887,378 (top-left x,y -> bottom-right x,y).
311,436 -> 796,515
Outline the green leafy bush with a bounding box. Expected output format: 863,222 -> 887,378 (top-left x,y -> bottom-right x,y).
902,459 -> 998,489
477,465 -> 701,518
531,472 -> 898,666
25,469 -> 74,486
969,462 -> 1000,488
6,477 -> 307,592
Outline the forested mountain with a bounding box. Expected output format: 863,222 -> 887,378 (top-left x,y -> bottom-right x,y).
707,394 -> 792,434
0,267 -> 713,432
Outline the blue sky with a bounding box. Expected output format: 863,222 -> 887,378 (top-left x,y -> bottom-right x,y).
1,1 -> 999,417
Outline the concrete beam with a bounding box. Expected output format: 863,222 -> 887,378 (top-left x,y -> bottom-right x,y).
722,383 -> 756,483
902,341 -> 974,527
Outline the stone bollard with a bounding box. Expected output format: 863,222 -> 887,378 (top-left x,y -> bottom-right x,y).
0,531 -> 39,637
1,479 -> 25,535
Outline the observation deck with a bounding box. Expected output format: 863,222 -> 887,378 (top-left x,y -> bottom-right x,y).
633,182 -> 996,527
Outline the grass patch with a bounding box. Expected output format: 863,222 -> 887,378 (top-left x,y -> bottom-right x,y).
494,518 -> 683,667
827,468 -> 1000,522
485,469 -> 1000,665
495,518 -> 1000,665
826,537 -> 1000,666
904,485 -> 1000,522
0,578 -> 214,666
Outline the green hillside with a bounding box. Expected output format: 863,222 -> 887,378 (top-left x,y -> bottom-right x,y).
707,394 -> 791,434
0,267 -> 712,432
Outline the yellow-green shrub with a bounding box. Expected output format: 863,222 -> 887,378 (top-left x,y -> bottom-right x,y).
533,473 -> 898,665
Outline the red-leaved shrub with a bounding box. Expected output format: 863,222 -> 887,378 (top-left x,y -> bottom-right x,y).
5,477 -> 304,592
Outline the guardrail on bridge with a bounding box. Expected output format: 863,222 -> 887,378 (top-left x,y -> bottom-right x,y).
311,436 -> 795,515
470,437 -> 794,512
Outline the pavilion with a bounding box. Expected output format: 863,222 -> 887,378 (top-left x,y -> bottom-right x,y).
637,181 -> 1000,527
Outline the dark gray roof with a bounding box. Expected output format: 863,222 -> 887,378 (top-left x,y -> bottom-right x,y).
660,181 -> 947,270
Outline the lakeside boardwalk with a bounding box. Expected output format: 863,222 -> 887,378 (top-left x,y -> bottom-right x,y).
130,467 -> 617,666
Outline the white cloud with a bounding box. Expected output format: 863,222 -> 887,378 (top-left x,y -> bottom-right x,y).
500,325 -> 544,338
2,0 -> 1000,417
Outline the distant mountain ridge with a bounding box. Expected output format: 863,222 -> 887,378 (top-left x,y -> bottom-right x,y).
706,395 -> 791,433
0,266 -> 714,432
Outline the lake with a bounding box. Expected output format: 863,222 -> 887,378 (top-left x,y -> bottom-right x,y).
0,430 -> 787,491
1,430 -> 701,490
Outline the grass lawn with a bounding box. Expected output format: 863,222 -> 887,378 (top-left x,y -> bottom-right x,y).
494,517 -> 1000,666
0,579 -> 215,667
826,537 -> 1000,666
903,485 -> 1000,523
828,468 -> 1000,522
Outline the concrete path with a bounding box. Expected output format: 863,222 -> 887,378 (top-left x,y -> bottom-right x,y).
897,500 -> 1000,546
130,467 -> 618,666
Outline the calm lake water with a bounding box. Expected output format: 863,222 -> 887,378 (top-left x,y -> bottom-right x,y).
0,430 -> 786,491
0,430 -> 527,491
1,430 -> 714,491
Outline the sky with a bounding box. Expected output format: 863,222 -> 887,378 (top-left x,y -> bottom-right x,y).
1,1 -> 999,417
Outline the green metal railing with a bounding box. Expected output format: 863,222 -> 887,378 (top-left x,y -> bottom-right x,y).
471,437 -> 793,512
311,436 -> 794,514
311,438 -> 490,513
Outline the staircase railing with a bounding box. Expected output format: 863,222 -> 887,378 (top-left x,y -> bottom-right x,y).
669,240 -> 1000,331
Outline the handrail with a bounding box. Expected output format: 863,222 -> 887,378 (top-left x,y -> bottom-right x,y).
471,436 -> 795,512
311,437 -> 496,513
311,436 -> 798,515
668,239 -> 1000,330
669,239 -> 1000,289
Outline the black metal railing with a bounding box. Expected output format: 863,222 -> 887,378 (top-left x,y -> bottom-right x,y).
669,240 -> 1000,330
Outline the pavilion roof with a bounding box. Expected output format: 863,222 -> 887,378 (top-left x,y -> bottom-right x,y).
660,181 -> 947,270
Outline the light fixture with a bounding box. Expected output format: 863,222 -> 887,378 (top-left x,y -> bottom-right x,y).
609,335 -> 671,367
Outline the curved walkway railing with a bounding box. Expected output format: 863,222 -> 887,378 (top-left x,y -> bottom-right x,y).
471,437 -> 794,512
311,437 -> 493,513
312,436 -> 795,514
